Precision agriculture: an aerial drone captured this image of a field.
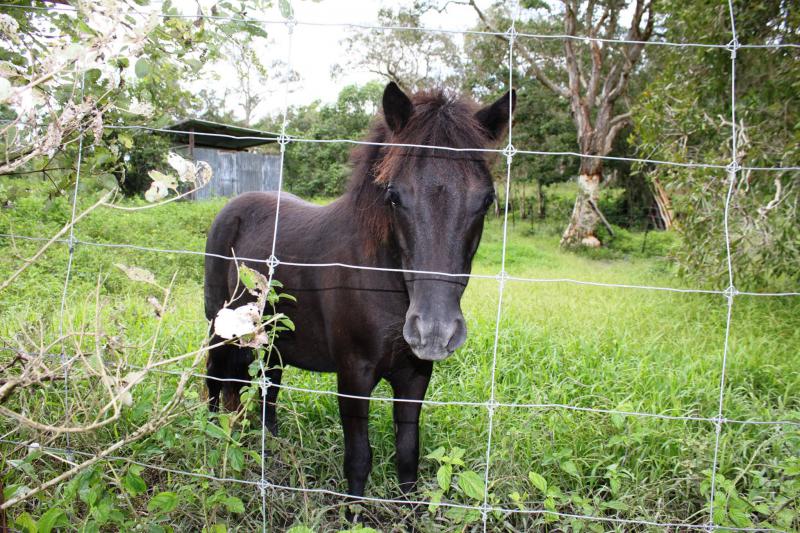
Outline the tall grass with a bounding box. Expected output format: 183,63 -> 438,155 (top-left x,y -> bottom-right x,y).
1,191 -> 797,532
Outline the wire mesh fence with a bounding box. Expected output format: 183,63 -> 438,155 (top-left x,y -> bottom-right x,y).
1,1 -> 799,531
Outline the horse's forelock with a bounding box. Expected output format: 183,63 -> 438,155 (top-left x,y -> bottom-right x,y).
373,92 -> 490,185
345,89 -> 492,252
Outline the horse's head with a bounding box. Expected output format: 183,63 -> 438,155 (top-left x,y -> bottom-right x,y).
376,82 -> 516,361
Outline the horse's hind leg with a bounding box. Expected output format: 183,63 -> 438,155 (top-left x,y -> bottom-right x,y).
206,336 -> 253,412
206,338 -> 226,412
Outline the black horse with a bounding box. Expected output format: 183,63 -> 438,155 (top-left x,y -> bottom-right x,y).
204,82 -> 515,497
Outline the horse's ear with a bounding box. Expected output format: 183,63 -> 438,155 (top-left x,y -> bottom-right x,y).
475,89 -> 517,141
382,81 -> 413,133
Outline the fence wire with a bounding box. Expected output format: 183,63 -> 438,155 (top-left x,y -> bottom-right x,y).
5,231 -> 800,297
2,345 -> 799,428
55,69 -> 87,463
0,436 -> 785,532
1,2 -> 799,50
1,1 -> 799,532
708,2 -> 741,528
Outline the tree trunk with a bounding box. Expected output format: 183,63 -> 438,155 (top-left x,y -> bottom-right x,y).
651,177 -> 674,230
536,179 -> 546,219
561,161 -> 603,248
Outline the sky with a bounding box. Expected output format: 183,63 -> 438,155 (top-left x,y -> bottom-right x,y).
179,0 -> 487,119
285,0 -> 481,106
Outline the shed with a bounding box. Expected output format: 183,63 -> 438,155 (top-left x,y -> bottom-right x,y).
164,118 -> 282,200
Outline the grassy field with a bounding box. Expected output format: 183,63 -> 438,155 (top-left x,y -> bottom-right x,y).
1,188 -> 798,532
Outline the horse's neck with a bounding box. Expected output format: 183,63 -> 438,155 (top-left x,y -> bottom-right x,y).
323,185 -> 396,268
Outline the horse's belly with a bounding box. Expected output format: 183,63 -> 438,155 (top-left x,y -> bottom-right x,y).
272,290 -> 337,372
274,327 -> 337,373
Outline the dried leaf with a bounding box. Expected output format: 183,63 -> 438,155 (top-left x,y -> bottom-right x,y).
119,390 -> 133,407
147,296 -> 164,316
122,370 -> 146,387
144,180 -> 168,202
195,160 -> 212,186
114,263 -> 156,285
214,303 -> 262,339
128,100 -> 154,117
147,170 -> 177,189
168,152 -> 196,183
91,111 -> 103,145
0,77 -> 11,102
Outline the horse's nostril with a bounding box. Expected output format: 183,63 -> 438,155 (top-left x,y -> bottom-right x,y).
404,312 -> 467,359
403,314 -> 423,346
446,318 -> 467,353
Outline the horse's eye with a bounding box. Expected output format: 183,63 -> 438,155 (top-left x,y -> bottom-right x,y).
386,187 -> 401,207
481,192 -> 495,212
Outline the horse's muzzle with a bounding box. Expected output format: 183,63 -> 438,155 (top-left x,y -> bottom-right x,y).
403,312 -> 467,361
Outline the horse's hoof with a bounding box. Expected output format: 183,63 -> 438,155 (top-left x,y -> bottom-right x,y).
344,503 -> 366,524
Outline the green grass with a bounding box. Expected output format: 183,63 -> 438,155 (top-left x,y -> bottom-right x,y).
1,190 -> 798,532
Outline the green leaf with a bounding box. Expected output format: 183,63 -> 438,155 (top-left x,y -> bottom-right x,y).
97,173 -> 117,190
286,526 -> 314,533
227,446 -> 245,472
38,507 -> 67,532
223,496 -> 245,514
147,491 -> 179,514
14,512 -> 37,533
457,470 -> 485,501
204,423 -> 231,441
117,133 -> 134,149
728,507 -> 753,528
436,464 -> 452,491
426,489 -> 442,513
444,506 -> 468,523
528,471 -> 547,493
601,500 -> 629,511
560,460 -> 580,477
239,266 -> 256,290
425,447 -> 446,461
123,472 -> 147,495
278,0 -> 293,19
135,58 -> 151,78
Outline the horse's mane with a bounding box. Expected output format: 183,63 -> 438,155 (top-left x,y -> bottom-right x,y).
343,89 -> 492,252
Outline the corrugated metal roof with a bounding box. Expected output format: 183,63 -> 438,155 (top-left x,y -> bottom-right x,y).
164,118 -> 278,150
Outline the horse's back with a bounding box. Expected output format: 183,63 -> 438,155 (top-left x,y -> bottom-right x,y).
204,191 -> 310,320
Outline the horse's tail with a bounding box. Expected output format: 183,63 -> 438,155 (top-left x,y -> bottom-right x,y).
204,207 -> 250,411
204,208 -> 240,322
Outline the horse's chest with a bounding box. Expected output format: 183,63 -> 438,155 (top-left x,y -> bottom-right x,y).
275,275 -> 407,372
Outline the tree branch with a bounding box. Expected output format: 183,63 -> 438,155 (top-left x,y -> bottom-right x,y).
468,0 -> 570,99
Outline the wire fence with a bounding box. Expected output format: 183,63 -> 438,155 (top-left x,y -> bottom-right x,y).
1,1 -> 799,532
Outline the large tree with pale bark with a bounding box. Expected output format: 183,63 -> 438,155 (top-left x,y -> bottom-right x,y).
470,0 -> 654,247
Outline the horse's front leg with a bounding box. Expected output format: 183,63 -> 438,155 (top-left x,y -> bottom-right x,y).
388,360 -> 433,494
337,365 -> 379,497
261,365 -> 282,436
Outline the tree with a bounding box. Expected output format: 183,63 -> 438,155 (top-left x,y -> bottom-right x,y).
460,21 -> 579,220
0,1 -> 279,200
261,82 -> 384,197
633,0 -> 800,290
469,0 -> 654,247
335,6 -> 465,92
